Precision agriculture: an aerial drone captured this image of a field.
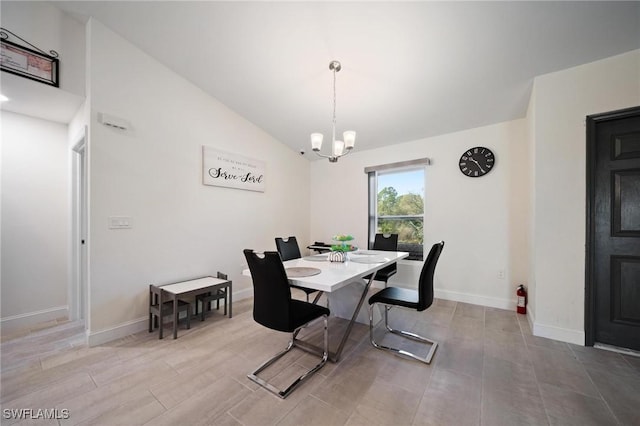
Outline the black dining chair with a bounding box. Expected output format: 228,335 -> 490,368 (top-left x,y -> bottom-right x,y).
368,241 -> 444,364
275,236 -> 319,302
364,233 -> 399,285
243,249 -> 330,399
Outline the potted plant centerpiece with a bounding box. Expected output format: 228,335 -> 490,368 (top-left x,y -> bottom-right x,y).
329,234 -> 357,262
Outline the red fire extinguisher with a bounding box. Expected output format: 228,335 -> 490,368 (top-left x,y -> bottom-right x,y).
516,285 -> 527,315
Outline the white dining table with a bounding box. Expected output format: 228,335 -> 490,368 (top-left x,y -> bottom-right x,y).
243,250 -> 409,362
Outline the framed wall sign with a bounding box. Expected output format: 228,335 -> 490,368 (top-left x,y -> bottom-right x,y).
0,38 -> 59,87
202,146 -> 265,192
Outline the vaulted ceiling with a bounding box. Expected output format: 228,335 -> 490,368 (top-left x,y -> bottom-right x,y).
14,2 -> 640,156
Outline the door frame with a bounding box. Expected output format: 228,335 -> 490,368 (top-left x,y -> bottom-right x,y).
585,105 -> 640,346
70,126 -> 88,328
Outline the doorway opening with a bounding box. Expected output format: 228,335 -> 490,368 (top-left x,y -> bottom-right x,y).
71,128 -> 88,331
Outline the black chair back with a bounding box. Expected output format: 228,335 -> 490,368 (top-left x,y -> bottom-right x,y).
373,233 -> 399,275
373,233 -> 398,251
417,241 -> 445,311
275,237 -> 302,261
244,250 -> 293,332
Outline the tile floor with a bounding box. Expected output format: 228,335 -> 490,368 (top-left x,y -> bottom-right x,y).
1,297 -> 639,425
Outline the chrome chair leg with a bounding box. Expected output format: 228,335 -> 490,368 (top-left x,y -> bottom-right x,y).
369,304 -> 438,364
247,315 -> 328,399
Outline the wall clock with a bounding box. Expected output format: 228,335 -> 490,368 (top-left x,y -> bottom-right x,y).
459,146 -> 495,177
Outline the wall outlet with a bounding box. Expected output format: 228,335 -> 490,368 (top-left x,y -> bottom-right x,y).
498,269 -> 505,279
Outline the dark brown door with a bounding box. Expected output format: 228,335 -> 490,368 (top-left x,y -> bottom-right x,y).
586,106 -> 640,351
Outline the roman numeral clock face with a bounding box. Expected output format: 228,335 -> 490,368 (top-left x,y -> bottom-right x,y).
459,147 -> 495,177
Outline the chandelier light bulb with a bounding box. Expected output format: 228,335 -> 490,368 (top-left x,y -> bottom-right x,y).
343,131 -> 356,149
311,133 -> 323,151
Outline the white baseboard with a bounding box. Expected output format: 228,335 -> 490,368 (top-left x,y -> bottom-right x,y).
0,306 -> 68,332
233,287 -> 253,301
386,278 -> 515,311
525,309 -> 535,334
342,283 -> 585,347
87,288 -> 253,347
87,317 -> 148,346
434,289 -> 583,345
434,288 -> 516,311
532,321 -> 585,346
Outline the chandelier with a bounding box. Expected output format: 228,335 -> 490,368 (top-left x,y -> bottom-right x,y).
311,60 -> 356,162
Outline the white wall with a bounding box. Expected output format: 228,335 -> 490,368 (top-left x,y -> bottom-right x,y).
1,111 -> 70,328
85,19 -> 310,344
529,49 -> 640,344
310,119 -> 529,310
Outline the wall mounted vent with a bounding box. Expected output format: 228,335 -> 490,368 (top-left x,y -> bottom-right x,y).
98,113 -> 129,131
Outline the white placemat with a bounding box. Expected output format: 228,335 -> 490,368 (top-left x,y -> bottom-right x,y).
286,267 -> 322,277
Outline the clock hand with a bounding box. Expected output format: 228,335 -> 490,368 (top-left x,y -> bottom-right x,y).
469,158 -> 486,173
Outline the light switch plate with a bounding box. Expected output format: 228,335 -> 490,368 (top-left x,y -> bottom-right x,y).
109,216 -> 132,229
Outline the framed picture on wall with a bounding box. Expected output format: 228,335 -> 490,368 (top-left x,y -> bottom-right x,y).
1,38 -> 59,87
202,146 -> 266,192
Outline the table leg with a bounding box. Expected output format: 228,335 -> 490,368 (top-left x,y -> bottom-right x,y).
331,274 -> 375,362
159,290 -> 164,339
228,282 -> 233,318
294,276 -> 375,363
173,296 -> 178,339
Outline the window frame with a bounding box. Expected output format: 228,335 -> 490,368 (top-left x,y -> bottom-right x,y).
367,165 -> 426,261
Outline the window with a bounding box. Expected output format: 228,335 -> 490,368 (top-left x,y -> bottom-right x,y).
368,166 -> 425,261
